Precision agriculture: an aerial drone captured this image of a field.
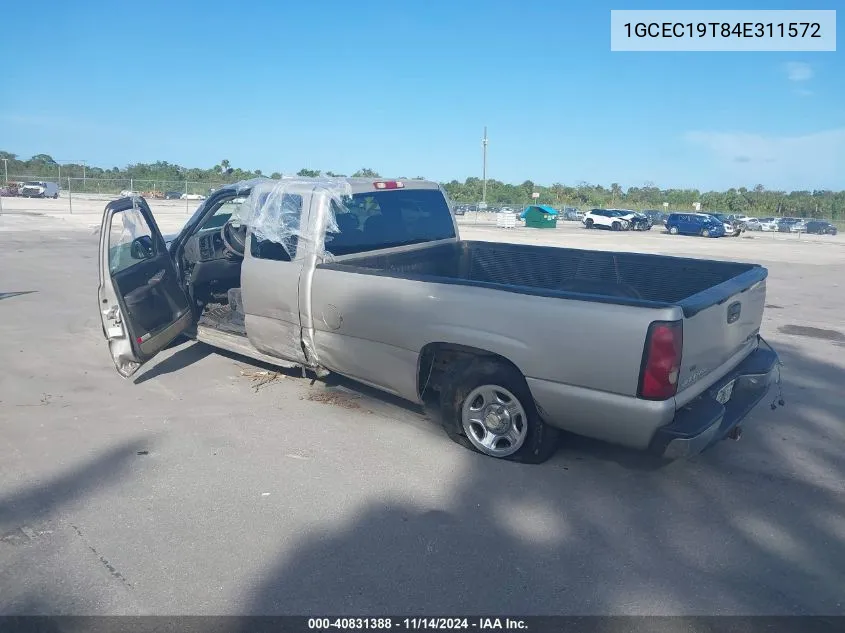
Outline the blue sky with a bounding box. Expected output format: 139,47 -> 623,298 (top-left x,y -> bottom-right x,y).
0,0 -> 842,191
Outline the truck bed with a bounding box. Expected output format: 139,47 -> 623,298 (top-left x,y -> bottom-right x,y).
323,241 -> 766,316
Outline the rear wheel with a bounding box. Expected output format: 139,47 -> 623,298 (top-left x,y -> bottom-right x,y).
701,229 -> 711,237
440,359 -> 559,464
611,221 -> 621,231
585,219 -> 594,229
669,226 -> 679,235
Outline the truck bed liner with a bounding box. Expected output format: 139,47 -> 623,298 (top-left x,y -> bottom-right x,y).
322,241 -> 766,316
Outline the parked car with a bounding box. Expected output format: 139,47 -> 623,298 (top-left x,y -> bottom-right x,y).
664,213 -> 726,238
788,220 -> 808,233
20,181 -> 59,198
181,193 -> 207,201
776,217 -> 802,232
803,220 -> 838,235
746,217 -> 778,232
643,210 -> 668,225
730,214 -> 753,225
0,183 -> 21,197
96,177 -> 779,463
628,211 -> 653,231
120,190 -> 140,197
710,213 -> 743,237
582,208 -> 636,231
164,191 -> 183,200
560,206 -> 583,221
453,204 -> 467,216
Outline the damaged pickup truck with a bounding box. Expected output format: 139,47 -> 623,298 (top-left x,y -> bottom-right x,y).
98,177 -> 781,463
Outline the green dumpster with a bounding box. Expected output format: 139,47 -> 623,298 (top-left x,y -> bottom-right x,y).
521,205 -> 558,228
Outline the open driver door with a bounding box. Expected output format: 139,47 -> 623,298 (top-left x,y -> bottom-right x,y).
98,197 -> 194,378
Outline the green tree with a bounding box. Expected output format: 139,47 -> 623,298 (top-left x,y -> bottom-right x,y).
352,168 -> 380,178
610,182 -> 622,204
297,168 -> 321,177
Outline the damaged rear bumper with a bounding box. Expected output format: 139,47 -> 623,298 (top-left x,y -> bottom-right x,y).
649,345 -> 780,459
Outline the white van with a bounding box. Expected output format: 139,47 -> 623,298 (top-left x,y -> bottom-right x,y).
21,181 -> 60,198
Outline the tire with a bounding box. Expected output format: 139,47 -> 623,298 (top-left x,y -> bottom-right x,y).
52,194 -> 58,199
669,226 -> 679,235
611,221 -> 621,231
701,229 -> 711,237
439,358 -> 559,464
585,219 -> 594,229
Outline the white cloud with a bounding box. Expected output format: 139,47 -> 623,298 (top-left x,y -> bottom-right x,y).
683,128 -> 845,190
784,61 -> 813,82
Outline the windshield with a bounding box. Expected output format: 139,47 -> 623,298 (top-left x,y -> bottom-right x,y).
327,188 -> 455,256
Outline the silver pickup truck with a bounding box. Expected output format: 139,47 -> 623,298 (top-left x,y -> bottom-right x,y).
97,177 -> 780,464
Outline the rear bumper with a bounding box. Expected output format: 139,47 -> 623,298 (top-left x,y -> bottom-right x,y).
649,344 -> 779,459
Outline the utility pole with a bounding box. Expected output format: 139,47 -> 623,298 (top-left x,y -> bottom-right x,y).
481,126 -> 488,204
1,158 -> 7,183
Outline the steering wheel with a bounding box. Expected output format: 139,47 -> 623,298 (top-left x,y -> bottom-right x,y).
220,218 -> 247,258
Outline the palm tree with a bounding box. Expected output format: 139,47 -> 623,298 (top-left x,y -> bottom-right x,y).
610,182 -> 622,205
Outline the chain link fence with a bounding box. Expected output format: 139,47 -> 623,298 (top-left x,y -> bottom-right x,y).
5,175 -> 228,198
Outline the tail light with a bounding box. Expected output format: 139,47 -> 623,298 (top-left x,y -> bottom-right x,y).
638,320 -> 683,400
373,181 -> 404,190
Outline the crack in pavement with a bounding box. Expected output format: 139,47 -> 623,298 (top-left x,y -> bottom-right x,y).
71,524 -> 133,589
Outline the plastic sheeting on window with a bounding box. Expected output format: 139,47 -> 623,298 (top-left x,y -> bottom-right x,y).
229,177 -> 351,259
109,202 -> 153,274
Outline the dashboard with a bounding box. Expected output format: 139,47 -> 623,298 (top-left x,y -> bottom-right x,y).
184,229 -> 227,263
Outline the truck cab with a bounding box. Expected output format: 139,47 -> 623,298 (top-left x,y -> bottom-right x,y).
97,178 -> 457,379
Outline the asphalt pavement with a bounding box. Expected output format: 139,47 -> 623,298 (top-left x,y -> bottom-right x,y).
1,212 -> 844,615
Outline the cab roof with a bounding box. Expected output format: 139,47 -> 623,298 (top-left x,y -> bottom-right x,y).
220,177 -> 441,197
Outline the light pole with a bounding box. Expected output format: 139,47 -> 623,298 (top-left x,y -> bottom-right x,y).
1,158 -> 7,183
481,126 -> 488,204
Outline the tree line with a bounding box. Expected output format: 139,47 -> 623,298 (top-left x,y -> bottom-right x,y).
2,150 -> 842,220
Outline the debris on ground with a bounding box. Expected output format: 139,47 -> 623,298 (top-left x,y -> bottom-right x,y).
237,365 -> 285,392
306,390 -> 363,410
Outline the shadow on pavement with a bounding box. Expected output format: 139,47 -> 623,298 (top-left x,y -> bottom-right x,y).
0,291 -> 37,301
241,341 -> 845,616
0,438 -> 155,615
133,340 -> 213,385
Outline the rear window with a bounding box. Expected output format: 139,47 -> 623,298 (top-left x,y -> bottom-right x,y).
327,189 -> 455,256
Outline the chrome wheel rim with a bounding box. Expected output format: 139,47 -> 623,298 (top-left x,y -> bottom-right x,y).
461,385 -> 528,457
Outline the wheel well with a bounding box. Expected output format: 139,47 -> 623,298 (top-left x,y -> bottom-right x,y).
416,342 -> 523,400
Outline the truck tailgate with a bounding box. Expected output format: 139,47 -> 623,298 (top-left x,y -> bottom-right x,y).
675,271 -> 767,403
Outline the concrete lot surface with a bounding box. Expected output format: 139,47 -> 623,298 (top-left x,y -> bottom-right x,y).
1,198 -> 844,615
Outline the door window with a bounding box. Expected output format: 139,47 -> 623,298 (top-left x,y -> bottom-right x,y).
249,193 -> 304,261
109,207 -> 155,274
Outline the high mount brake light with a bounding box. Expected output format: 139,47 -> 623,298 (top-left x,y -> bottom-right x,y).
638,320 -> 683,400
373,181 -> 404,190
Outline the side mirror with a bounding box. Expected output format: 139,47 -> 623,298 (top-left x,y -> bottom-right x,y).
130,235 -> 155,260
